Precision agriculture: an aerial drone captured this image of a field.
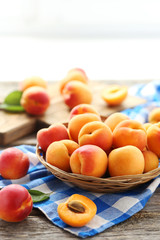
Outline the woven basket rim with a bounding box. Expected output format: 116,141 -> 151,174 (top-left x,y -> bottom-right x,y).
36,144 -> 160,192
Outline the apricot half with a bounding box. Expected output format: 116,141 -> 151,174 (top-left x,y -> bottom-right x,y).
57,194 -> 97,227
101,85 -> 128,106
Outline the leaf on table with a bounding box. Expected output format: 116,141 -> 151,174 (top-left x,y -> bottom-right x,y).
0,103 -> 25,112
28,189 -> 51,203
0,90 -> 25,112
4,90 -> 23,105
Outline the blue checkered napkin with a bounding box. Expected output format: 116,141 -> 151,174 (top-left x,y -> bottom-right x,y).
0,145 -> 160,238
122,80 -> 160,123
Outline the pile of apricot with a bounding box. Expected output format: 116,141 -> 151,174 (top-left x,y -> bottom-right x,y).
36,104 -> 160,227
37,104 -> 160,179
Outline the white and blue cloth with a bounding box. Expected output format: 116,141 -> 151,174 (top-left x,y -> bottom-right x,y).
0,80 -> 160,238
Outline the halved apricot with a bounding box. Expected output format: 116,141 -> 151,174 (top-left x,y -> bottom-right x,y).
101,85 -> 128,106
57,194 -> 97,227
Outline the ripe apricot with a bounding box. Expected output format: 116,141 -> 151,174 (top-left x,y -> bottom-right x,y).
37,123 -> 69,151
147,123 -> 160,157
70,145 -> 108,178
108,145 -> 145,177
20,86 -> 50,115
78,121 -> 113,152
46,140 -> 79,172
104,112 -> 129,132
68,113 -> 101,142
0,148 -> 29,179
142,150 -> 159,173
101,85 -> 128,106
59,68 -> 88,94
113,119 -> 147,151
69,103 -> 99,120
20,76 -> 47,91
57,194 -> 97,227
62,81 -> 92,109
148,108 -> 160,123
0,184 -> 33,222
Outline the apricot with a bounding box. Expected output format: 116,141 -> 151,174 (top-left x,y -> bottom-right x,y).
62,81 -> 92,109
59,68 -> 88,94
19,76 -> 47,91
20,86 -> 50,115
69,103 -> 99,120
57,194 -> 97,227
68,113 -> 101,142
108,145 -> 145,177
148,108 -> 160,123
0,148 -> 29,179
147,123 -> 160,157
37,123 -> 69,152
101,85 -> 128,106
70,145 -> 108,177
0,184 -> 33,222
113,119 -> 147,151
46,140 -> 79,172
78,121 -> 113,152
142,150 -> 159,173
104,112 -> 129,132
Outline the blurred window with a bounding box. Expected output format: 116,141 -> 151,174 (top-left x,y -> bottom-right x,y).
0,0 -> 160,37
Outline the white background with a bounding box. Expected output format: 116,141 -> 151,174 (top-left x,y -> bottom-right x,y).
0,0 -> 160,82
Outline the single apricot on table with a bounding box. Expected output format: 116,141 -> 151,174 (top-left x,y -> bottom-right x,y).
0,184 -> 33,222
57,194 -> 97,227
20,86 -> 50,115
0,147 -> 29,179
101,85 -> 128,106
62,80 -> 92,109
59,68 -> 88,94
19,76 -> 47,91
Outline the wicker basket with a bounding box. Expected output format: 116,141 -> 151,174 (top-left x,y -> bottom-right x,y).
36,144 -> 160,193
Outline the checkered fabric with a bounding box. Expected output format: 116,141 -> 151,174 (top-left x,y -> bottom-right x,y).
0,80 -> 160,238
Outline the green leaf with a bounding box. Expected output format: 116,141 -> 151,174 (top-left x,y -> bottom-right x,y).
4,90 -> 23,105
0,103 -> 25,112
28,189 -> 51,203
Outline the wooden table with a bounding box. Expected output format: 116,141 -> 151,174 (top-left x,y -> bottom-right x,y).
1,80 -> 160,240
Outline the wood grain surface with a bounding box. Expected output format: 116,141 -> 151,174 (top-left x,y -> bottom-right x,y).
1,80 -> 160,240
0,81 -> 146,146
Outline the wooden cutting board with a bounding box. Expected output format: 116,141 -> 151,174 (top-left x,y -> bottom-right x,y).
0,82 -> 146,146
